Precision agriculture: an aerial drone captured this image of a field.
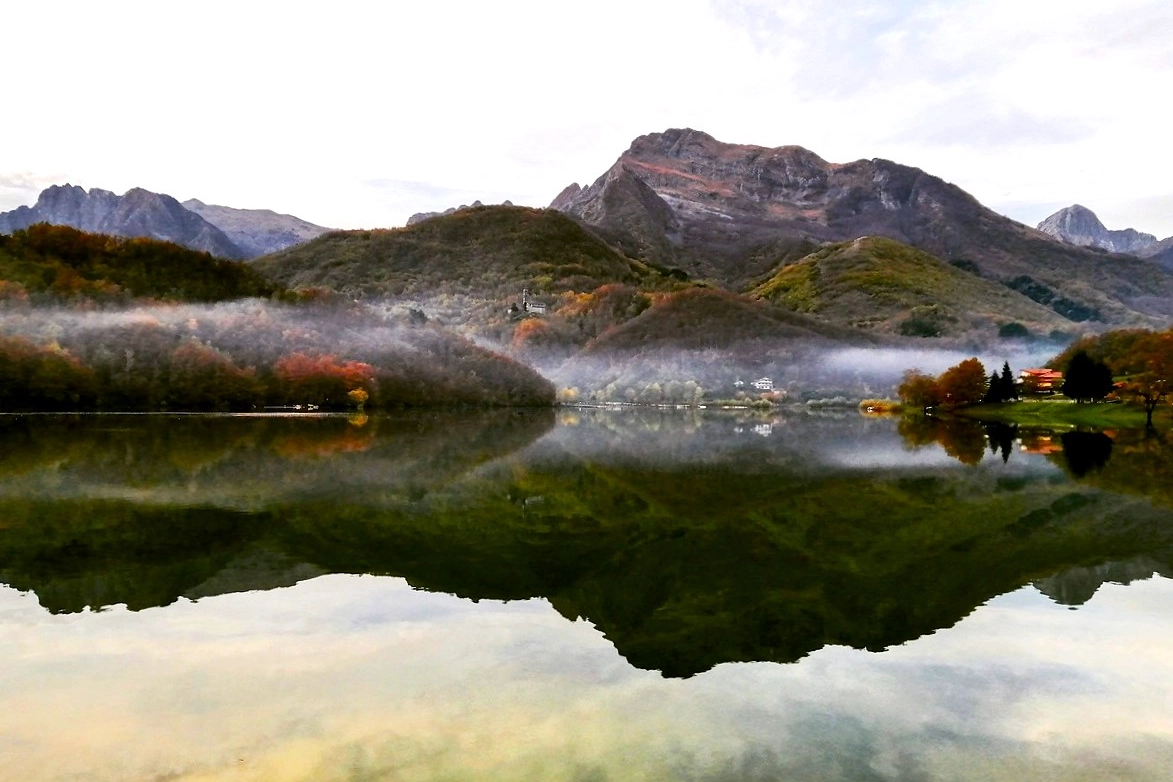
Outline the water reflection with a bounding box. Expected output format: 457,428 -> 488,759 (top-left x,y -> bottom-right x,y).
2,410 -> 1172,679
1059,430 -> 1114,477
3,410 -> 1173,781
1033,555 -> 1172,606
895,415 -> 1173,508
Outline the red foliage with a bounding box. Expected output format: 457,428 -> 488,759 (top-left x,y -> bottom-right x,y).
272,352 -> 375,408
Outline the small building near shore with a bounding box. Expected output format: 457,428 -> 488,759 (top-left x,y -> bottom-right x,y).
1020,368 -> 1063,394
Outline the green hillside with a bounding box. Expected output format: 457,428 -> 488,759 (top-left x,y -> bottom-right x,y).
253,205 -> 671,298
751,236 -> 1072,338
581,286 -> 867,353
0,223 -> 277,303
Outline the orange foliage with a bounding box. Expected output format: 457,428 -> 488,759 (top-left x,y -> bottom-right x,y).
274,352 -> 374,388
271,426 -> 375,459
272,352 -> 375,408
511,318 -> 550,350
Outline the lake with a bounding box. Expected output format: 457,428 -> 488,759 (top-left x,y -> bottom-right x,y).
1,408 -> 1171,781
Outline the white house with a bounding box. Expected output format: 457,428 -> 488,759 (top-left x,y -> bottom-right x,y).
521,288 -> 547,315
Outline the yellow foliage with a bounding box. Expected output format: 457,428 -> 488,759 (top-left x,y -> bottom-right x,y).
347,388 -> 370,409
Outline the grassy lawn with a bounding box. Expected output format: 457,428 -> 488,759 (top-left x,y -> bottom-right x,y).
953,398 -> 1170,429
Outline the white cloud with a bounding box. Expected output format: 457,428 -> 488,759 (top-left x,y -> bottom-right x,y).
2,0 -> 1171,235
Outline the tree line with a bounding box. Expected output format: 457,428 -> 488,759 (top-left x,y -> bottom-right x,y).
898,358 -> 1014,413
0,223 -> 278,303
0,302 -> 555,412
896,325 -> 1173,427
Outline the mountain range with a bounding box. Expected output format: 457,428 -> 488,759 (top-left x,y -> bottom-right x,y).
0,184 -> 330,259
6,128 -> 1173,356
551,129 -> 1173,326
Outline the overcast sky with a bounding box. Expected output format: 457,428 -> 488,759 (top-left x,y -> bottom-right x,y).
3,0 -> 1171,236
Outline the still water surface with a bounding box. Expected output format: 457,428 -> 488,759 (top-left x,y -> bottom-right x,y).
0,409 -> 1171,781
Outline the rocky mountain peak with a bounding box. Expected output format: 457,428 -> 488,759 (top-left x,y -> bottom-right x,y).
627,127 -> 718,156
1039,204 -> 1106,237
1037,204 -> 1158,256
550,128 -> 959,284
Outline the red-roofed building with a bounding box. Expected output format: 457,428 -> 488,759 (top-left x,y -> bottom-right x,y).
1020,368 -> 1063,395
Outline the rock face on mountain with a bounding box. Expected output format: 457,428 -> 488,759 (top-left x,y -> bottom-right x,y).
181,199 -> 331,258
0,185 -> 329,259
552,129 -> 1173,325
1037,204 -> 1159,256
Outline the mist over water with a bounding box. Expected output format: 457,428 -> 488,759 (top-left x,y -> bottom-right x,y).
545,340 -> 1070,403
819,344 -> 1068,381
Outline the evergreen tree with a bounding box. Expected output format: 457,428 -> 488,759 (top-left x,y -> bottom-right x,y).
982,371 -> 1002,403
999,361 -> 1018,401
1062,350 -> 1115,403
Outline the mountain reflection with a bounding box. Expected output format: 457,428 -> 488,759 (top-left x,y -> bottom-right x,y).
2,410 -> 1173,677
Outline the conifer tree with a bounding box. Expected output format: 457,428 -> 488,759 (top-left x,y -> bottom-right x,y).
999,361 -> 1018,401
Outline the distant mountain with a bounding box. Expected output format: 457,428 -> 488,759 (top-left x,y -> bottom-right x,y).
406,199 -> 519,226
0,184 -> 243,258
254,204 -> 670,298
182,198 -> 330,257
1036,204 -> 1159,256
752,236 -> 1070,338
551,129 -> 1173,326
0,185 -> 329,259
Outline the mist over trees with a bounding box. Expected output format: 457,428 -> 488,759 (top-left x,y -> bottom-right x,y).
0,300 -> 554,411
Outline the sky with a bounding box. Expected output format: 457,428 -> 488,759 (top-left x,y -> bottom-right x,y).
3,0 -> 1171,237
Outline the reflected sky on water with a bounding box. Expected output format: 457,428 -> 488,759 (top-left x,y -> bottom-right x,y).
1,409 -> 1172,780
1,573 -> 1171,782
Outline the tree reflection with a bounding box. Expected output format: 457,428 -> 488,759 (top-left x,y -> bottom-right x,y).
4,412 -> 1173,678
936,420 -> 987,465
895,415 -> 935,449
896,417 -> 987,465
983,422 -> 1017,464
1059,431 -> 1114,477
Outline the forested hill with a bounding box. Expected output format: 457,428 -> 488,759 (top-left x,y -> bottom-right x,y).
0,224 -> 278,303
253,204 -> 675,298
752,236 -> 1072,339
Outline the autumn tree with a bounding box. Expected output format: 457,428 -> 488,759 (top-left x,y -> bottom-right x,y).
272,353 -> 375,409
1120,332 -> 1173,428
897,370 -> 942,414
0,336 -> 96,411
165,341 -> 260,410
938,358 -> 988,408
